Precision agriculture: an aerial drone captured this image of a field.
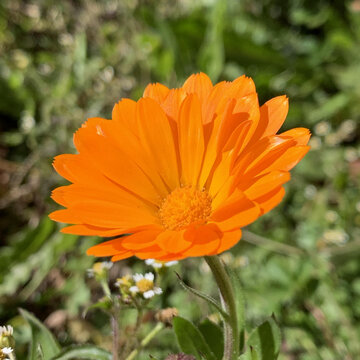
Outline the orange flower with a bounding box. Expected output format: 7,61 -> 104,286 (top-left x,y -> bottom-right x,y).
50,73 -> 310,261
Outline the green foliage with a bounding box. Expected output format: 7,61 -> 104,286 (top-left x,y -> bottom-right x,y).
245,317 -> 281,360
173,316 -> 217,360
198,319 -> 224,359
50,345 -> 112,360
0,0 -> 359,359
19,308 -> 61,360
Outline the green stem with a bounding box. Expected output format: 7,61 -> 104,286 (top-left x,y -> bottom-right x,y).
125,322 -> 164,360
205,256 -> 239,360
100,279 -> 112,299
242,230 -> 304,257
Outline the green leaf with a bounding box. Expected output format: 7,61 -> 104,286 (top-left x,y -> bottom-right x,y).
198,319 -> 224,359
246,317 -> 281,360
19,308 -> 61,360
50,345 -> 112,360
173,316 -> 217,360
176,272 -> 229,321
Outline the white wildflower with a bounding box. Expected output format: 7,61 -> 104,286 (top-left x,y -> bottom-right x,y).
87,261 -> 113,278
129,273 -> 162,299
0,326 -> 13,337
145,259 -> 178,269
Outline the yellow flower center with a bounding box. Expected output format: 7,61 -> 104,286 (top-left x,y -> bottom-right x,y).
136,279 -> 154,293
117,275 -> 132,288
159,186 -> 212,230
92,262 -> 104,274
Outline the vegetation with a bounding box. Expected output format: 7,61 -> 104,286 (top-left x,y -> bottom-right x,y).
0,1 -> 359,359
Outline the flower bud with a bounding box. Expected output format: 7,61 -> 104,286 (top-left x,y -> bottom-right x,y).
0,325 -> 15,349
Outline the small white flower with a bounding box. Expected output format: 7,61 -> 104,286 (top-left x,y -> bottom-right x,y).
2,347 -> 13,355
0,325 -> 13,336
101,262 -> 113,270
143,287 -> 163,299
129,286 -> 139,293
130,272 -> 162,299
87,262 -> 113,278
144,272 -> 154,281
145,259 -> 178,269
164,260 -> 178,267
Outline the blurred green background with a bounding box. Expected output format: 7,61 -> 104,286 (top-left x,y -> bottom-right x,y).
0,0 -> 360,359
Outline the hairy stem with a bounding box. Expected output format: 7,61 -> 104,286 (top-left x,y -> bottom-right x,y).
205,256 -> 239,360
111,311 -> 120,360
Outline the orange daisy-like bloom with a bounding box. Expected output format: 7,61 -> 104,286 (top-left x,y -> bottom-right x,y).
50,73 -> 310,261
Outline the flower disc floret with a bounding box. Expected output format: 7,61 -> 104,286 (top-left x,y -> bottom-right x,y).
159,186 -> 212,230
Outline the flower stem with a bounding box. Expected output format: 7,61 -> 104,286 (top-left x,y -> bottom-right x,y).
125,322 -> 164,360
204,256 -> 239,360
111,313 -> 119,360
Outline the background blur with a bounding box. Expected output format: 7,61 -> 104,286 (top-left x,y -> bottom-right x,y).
1,0 -> 360,359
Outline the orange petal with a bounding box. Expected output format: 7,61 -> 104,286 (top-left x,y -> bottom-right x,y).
203,81 -> 230,124
143,83 -> 170,103
73,118 -> 161,205
216,76 -> 256,114
154,253 -> 187,261
53,154 -> 108,187
260,95 -> 288,137
106,112 -> 170,197
254,186 -> 286,215
136,98 -> 180,190
243,171 -> 291,199
211,192 -> 261,231
161,88 -> 187,120
198,100 -> 234,188
234,136 -> 295,179
69,200 -> 159,229
87,237 -> 128,257
181,239 -> 221,257
279,127 -> 311,145
178,94 -> 205,186
182,72 -> 213,102
216,229 -> 242,254
121,229 -> 162,250
112,99 -> 137,131
181,224 -> 222,257
49,209 -> 82,224
51,184 -> 157,215
134,245 -> 169,260
211,190 -> 256,221
156,230 -> 192,253
183,223 -> 222,244
217,94 -> 260,152
258,146 -> 310,175
61,224 -> 123,236
111,252 -> 133,261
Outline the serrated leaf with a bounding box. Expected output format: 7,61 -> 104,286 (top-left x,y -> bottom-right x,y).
173,316 -> 217,360
50,345 -> 112,360
198,319 -> 224,359
246,317 -> 281,360
19,308 -> 61,360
